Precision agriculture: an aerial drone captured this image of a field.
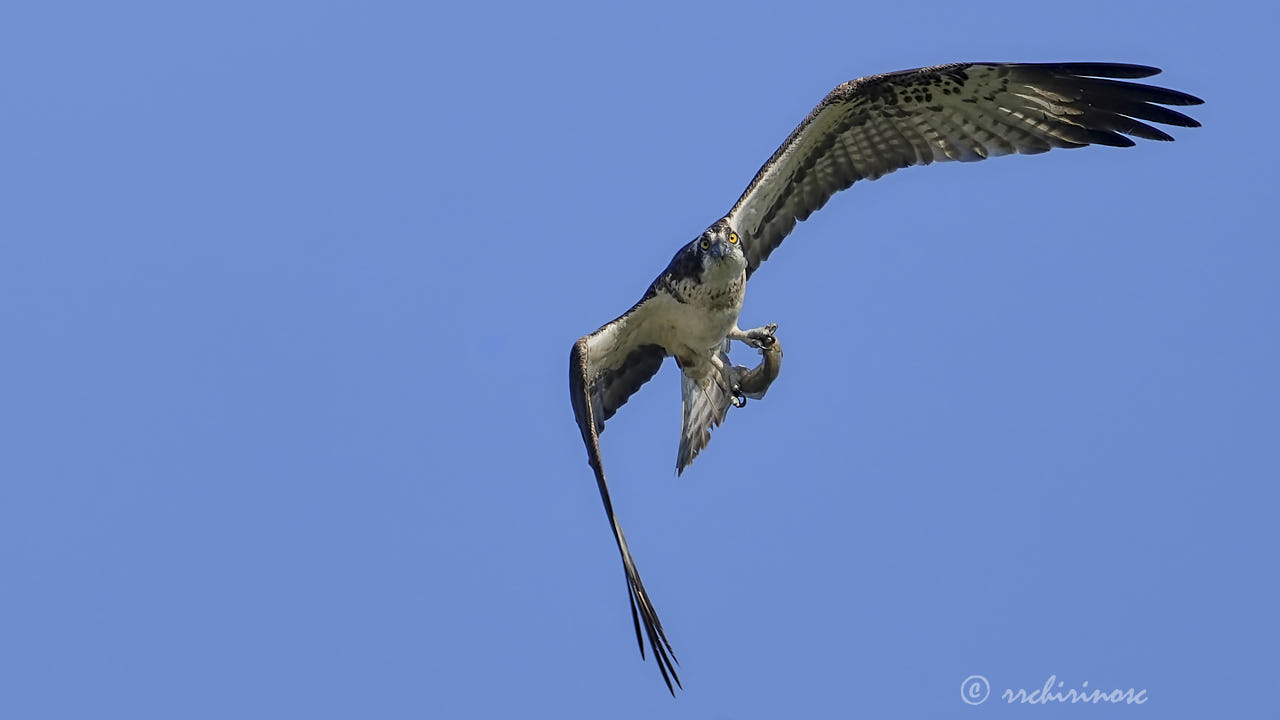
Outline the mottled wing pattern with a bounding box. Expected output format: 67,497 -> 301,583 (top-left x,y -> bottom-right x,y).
676,344 -> 736,474
568,306 -> 679,694
726,62 -> 1204,276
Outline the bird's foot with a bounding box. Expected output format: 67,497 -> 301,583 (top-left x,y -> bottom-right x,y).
731,386 -> 747,408
739,323 -> 778,350
734,327 -> 782,401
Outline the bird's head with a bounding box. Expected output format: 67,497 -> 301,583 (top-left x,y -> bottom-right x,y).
692,220 -> 746,277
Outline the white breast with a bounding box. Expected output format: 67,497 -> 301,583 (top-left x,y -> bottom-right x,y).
641,288 -> 742,363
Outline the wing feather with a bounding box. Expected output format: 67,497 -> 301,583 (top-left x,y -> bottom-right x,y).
676,338 -> 784,475
675,346 -> 735,475
568,308 -> 679,694
726,62 -> 1203,276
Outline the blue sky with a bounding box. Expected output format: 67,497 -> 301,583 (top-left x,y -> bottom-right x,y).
3,1 -> 1276,718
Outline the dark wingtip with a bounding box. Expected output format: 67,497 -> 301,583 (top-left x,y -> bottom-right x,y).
1054,62 -> 1163,79
1153,88 -> 1205,106
660,664 -> 679,697
628,594 -> 645,659
1083,128 -> 1137,148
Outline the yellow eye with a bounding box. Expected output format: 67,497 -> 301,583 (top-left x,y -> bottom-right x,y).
728,232 -> 739,244
700,239 -> 710,250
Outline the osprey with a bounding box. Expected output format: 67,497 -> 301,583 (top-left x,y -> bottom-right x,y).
568,62 -> 1201,694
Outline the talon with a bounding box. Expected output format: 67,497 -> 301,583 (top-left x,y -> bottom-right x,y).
746,323 -> 779,349
731,387 -> 747,408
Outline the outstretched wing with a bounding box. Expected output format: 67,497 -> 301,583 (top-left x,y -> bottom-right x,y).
726,62 -> 1203,276
568,305 -> 679,694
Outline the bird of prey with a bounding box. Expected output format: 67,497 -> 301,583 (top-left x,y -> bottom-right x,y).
568,62 -> 1201,694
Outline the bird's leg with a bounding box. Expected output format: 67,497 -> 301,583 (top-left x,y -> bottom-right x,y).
728,322 -> 778,350
710,353 -> 747,407
732,326 -> 783,401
